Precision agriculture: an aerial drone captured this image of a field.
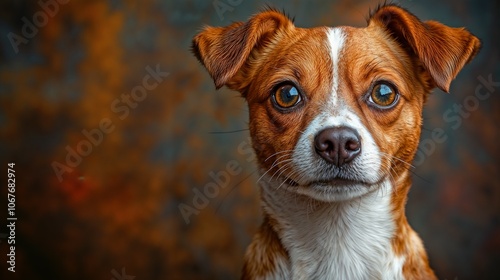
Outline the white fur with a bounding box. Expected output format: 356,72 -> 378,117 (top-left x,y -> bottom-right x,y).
260,177 -> 402,280
327,27 -> 345,107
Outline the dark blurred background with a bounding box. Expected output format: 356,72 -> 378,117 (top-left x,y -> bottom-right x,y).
0,0 -> 498,279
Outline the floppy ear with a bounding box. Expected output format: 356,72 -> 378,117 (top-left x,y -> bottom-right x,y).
368,4 -> 481,92
191,10 -> 294,90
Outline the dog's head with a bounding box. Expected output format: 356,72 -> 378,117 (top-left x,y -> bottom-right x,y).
192,5 -> 480,201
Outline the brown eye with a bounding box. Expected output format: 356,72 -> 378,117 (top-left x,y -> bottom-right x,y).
369,83 -> 398,108
273,84 -> 301,109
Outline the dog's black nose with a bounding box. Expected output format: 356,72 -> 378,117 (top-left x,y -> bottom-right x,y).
314,126 -> 361,166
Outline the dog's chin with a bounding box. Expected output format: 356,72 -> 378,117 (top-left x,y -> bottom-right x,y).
284,178 -> 378,202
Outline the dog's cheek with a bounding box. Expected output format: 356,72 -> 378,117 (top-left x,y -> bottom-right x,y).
249,104 -> 303,172
363,98 -> 421,175
389,105 -> 423,172
248,106 -> 279,170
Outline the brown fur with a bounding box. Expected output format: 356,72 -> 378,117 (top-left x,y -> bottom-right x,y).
192,4 -> 480,279
241,216 -> 289,279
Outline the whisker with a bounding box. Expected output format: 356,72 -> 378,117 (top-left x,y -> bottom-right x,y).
208,128 -> 249,134
256,153 -> 293,184
379,152 -> 415,169
275,165 -> 297,190
264,150 -> 294,162
270,160 -> 294,182
365,151 -> 427,184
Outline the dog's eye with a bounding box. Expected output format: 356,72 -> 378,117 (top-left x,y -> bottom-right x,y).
369,83 -> 398,108
273,84 -> 301,109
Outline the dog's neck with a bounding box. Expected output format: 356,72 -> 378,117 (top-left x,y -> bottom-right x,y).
257,170 -> 422,279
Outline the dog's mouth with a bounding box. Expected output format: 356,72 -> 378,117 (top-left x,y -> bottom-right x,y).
271,163 -> 385,202
308,178 -> 367,187
273,171 -> 385,202
283,176 -> 369,188
279,175 -> 378,202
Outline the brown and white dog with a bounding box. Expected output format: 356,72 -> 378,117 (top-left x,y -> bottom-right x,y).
192,4 -> 480,280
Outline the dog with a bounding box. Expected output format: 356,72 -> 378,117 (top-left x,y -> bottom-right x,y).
192,4 -> 480,279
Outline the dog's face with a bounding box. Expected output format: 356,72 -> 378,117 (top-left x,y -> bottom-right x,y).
193,5 -> 480,202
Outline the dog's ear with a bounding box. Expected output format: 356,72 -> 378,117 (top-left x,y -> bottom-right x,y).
192,10 -> 294,90
368,5 -> 480,92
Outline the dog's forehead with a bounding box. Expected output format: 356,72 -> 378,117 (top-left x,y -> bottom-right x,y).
324,26 -> 409,75
269,27 -> 375,104
324,27 -> 346,106
320,26 -> 414,103
274,25 -> 409,86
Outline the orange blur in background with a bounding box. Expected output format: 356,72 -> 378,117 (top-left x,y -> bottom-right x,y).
0,0 -> 498,279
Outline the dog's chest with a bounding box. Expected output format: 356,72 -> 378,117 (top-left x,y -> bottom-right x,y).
262,181 -> 405,280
